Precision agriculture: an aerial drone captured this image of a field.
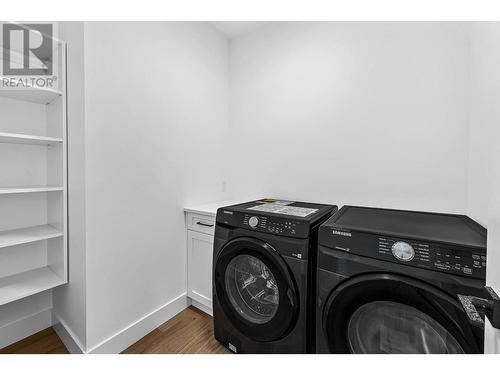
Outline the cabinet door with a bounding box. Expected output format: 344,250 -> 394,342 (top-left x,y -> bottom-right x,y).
187,230 -> 214,309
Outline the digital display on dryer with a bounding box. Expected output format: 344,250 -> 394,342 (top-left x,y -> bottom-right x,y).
434,247 -> 486,276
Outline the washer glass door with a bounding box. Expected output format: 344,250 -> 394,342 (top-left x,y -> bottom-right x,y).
347,301 -> 464,354
225,254 -> 279,324
214,237 -> 299,342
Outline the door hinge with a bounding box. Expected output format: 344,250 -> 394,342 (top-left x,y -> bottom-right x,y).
458,286 -> 500,329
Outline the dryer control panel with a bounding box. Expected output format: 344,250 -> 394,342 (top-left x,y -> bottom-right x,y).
320,229 -> 487,279
318,206 -> 487,280
377,235 -> 486,278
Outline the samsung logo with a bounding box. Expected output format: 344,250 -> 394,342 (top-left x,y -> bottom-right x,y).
223,210 -> 233,215
332,230 -> 351,237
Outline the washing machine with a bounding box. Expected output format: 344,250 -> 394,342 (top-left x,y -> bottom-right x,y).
316,206 -> 488,354
213,199 -> 337,353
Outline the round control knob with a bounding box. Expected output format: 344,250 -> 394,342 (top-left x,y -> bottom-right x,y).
249,216 -> 259,228
391,241 -> 415,262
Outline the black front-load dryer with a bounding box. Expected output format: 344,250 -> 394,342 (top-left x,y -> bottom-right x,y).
316,206 -> 488,354
213,199 -> 337,353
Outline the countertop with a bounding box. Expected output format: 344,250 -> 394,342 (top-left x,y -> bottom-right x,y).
184,199 -> 249,216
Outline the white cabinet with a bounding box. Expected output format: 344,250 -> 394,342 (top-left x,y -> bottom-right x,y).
187,229 -> 214,313
186,213 -> 216,236
184,200 -> 244,315
185,211 -> 216,315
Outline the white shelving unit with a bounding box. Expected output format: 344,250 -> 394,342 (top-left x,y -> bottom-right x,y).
0,186 -> 64,195
0,85 -> 63,105
0,225 -> 63,249
0,35 -> 67,307
0,132 -> 63,146
0,267 -> 65,306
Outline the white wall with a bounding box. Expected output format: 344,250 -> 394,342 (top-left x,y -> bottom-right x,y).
82,22 -> 229,351
467,22 -> 500,354
228,22 -> 470,213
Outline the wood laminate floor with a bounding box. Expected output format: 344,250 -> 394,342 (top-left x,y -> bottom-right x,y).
0,306 -> 230,354
123,306 -> 230,354
0,327 -> 69,354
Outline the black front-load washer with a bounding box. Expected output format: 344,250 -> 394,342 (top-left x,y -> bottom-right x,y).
316,206 -> 488,354
213,199 -> 337,353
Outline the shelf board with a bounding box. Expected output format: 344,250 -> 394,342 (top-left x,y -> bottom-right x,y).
0,132 -> 63,146
0,186 -> 64,195
0,225 -> 63,249
0,86 -> 62,105
0,267 -> 65,306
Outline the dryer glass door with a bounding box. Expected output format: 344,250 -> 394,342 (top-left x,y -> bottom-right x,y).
323,274 -> 481,354
347,301 -> 464,354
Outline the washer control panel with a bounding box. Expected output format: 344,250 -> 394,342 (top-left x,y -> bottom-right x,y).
243,214 -> 301,236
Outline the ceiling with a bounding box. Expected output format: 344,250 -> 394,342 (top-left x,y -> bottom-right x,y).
211,22 -> 267,39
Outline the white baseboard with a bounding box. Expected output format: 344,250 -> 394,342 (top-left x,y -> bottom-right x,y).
86,293 -> 188,354
2,292 -> 220,354
190,299 -> 213,316
52,313 -> 85,354
0,308 -> 52,349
